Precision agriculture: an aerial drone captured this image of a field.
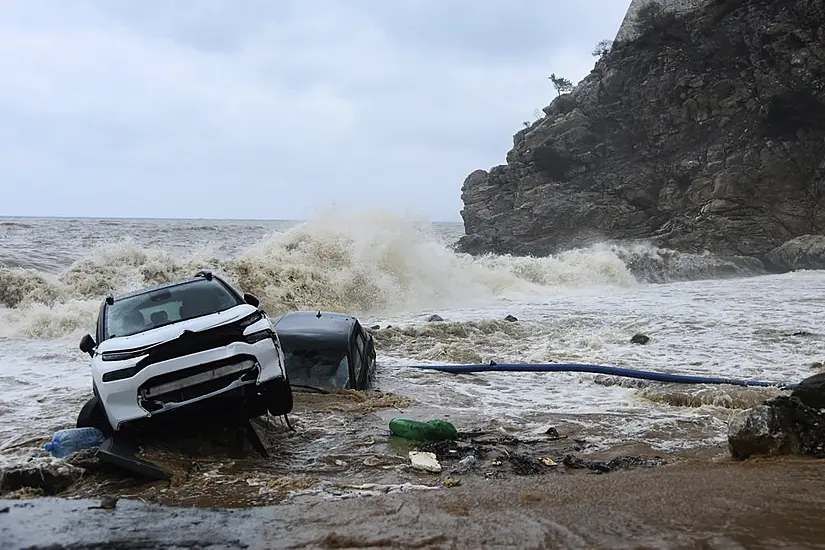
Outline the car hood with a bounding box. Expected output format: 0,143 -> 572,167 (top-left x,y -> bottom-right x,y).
96,304 -> 260,353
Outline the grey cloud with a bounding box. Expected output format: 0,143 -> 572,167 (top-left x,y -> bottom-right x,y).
0,0 -> 632,221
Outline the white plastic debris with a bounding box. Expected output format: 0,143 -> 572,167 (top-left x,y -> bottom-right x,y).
408,451 -> 442,473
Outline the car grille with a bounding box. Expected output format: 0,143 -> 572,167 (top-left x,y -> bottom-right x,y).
138,356 -> 258,408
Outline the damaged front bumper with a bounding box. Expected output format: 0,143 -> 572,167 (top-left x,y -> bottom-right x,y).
96,337 -> 286,431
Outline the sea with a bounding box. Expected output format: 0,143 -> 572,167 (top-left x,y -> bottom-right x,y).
1,211 -> 824,466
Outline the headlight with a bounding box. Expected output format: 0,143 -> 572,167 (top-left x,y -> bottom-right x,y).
238,311 -> 265,330
245,329 -> 274,344
102,364 -> 145,382
101,349 -> 150,362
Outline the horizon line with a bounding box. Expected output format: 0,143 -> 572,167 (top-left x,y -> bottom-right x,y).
0,214 -> 465,224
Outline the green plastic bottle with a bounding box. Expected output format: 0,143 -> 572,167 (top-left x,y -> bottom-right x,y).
389,418 -> 458,441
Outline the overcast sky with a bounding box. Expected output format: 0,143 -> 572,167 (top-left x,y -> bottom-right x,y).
0,0 -> 632,222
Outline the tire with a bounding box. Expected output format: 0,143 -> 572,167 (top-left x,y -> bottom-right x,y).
76,396 -> 114,437
262,376 -> 293,417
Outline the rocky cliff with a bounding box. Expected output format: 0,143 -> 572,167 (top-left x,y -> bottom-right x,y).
457,0 -> 825,266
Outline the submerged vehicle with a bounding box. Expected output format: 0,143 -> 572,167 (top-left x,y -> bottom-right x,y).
76,270 -> 293,436
274,311 -> 376,391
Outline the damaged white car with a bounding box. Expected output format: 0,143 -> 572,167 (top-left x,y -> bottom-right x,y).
76,271 -> 293,435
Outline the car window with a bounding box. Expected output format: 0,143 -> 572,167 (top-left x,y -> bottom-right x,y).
104,278 -> 242,338
283,347 -> 350,389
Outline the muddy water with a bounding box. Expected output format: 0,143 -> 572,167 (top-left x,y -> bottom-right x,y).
4,458 -> 825,549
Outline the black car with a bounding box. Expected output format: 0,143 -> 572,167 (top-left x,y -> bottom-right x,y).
274,311 -> 377,390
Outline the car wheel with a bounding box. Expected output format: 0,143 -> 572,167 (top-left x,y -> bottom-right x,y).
262,376 -> 293,417
76,396 -> 114,437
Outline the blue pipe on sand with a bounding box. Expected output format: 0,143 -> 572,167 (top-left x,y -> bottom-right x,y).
406,362 -> 799,390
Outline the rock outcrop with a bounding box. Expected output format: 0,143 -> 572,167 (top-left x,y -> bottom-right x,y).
458,0 -> 825,262
728,395 -> 825,460
766,234 -> 825,271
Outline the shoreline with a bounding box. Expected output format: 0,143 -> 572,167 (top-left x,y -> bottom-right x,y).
3,455 -> 825,549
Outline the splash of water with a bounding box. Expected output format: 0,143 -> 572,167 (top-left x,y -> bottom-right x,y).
0,209 -> 762,340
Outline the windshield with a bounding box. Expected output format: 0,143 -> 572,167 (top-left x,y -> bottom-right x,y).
104,278 -> 243,339
283,347 -> 350,389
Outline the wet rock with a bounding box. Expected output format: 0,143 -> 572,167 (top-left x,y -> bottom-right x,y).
0,460 -> 85,495
810,362 -> 823,370
791,373 -> 825,410
456,0 -> 825,262
0,506 -> 8,513
369,325 -> 380,330
426,314 -> 444,323
504,315 -> 518,322
630,333 -> 650,345
766,235 -> 825,271
562,455 -> 666,474
65,447 -> 103,471
728,396 -> 825,460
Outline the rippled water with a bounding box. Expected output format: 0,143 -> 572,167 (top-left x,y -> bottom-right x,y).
1,211 -> 823,467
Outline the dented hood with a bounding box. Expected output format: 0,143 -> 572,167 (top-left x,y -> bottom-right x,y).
96,304 -> 260,354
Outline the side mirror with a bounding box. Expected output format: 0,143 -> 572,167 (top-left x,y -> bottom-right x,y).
79,334 -> 96,357
243,293 -> 260,308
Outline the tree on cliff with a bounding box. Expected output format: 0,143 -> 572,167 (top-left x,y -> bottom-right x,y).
592,39 -> 613,58
549,73 -> 573,96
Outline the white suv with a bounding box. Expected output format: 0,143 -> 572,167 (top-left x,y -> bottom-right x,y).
76,271 -> 292,434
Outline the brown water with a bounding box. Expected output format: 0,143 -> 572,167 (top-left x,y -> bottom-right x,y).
3,456 -> 825,549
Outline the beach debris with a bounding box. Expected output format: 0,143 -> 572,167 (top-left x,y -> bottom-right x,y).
504,315 -> 518,322
409,451 -> 442,473
507,454 -> 547,476
87,495 -> 119,511
426,314 -> 444,322
442,477 -> 461,487
540,457 -> 558,467
561,454 -> 666,473
389,418 -> 458,442
544,427 -> 561,439
630,333 -> 650,345
728,395 -> 825,459
449,455 -> 478,474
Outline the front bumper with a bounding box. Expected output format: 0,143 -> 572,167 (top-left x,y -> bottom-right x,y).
95,338 -> 285,430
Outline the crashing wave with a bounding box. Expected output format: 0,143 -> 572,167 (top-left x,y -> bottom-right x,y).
0,209 -> 767,339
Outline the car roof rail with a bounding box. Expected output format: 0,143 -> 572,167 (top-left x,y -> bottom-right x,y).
195,270 -> 213,280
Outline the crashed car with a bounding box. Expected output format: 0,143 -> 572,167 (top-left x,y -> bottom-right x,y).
274,311 -> 376,391
76,270 -> 292,435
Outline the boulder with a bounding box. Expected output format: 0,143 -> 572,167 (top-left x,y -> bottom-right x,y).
766,235 -> 825,271
791,373 -> 825,410
630,333 -> 650,345
728,396 -> 825,460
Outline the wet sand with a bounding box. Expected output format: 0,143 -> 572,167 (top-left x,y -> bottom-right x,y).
4,391 -> 825,548
3,457 -> 825,549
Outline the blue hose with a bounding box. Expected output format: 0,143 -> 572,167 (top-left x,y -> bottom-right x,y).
406,362 -> 798,390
